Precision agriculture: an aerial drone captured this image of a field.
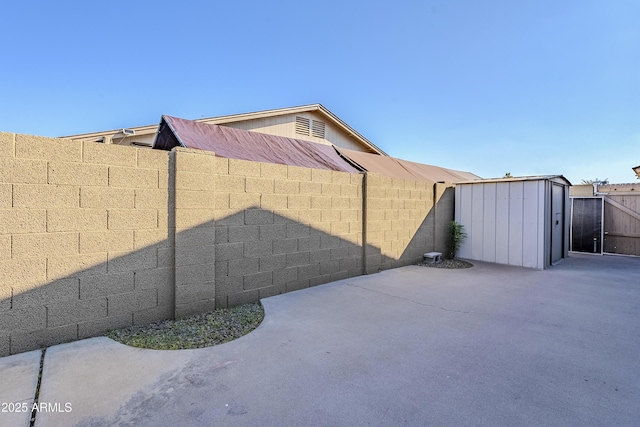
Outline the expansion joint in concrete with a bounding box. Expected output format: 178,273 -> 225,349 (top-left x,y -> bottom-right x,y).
343,281 -> 485,315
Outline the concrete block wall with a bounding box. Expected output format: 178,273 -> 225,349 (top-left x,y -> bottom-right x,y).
569,185 -> 595,197
364,173 -> 438,273
0,132 -> 456,355
0,133 -> 172,356
212,159 -> 363,308
172,148 -> 216,318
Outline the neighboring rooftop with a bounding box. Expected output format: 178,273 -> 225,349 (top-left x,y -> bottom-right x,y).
154,115 -> 480,183
335,147 -> 479,183
62,104 -> 387,155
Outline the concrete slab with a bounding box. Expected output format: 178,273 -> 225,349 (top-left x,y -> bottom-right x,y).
0,349 -> 41,426
19,254 -> 640,425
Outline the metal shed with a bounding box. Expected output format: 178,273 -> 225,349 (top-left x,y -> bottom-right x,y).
454,175 -> 571,269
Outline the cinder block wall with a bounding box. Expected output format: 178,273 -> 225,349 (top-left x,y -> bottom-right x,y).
364,173 -> 439,273
0,133 -> 172,356
0,133 -> 456,355
212,158 -> 363,308
172,148 -> 217,318
569,185 -> 594,197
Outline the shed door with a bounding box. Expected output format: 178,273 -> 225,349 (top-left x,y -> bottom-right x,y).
551,183 -> 565,264
570,198 -> 603,253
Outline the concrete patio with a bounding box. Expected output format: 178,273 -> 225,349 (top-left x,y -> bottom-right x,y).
1,253 -> 638,426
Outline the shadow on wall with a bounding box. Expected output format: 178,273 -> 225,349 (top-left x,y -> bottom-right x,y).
0,234 -> 175,356
372,186 -> 455,272
212,207 -> 364,310
1,190 -> 452,356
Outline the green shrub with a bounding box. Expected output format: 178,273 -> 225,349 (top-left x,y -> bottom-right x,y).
448,221 -> 466,259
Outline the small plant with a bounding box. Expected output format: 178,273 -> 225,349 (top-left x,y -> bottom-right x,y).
448,221 -> 466,259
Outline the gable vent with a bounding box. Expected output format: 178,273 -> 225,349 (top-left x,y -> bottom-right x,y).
311,120 -> 325,139
295,116 -> 310,135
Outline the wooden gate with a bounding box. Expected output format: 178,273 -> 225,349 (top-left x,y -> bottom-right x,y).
571,184 -> 640,256
603,192 -> 640,256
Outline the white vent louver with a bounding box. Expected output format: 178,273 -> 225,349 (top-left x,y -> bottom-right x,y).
295,116 -> 326,139
311,120 -> 325,139
295,116 -> 310,135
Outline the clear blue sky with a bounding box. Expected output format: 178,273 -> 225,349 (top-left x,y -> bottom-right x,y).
1,0 -> 638,184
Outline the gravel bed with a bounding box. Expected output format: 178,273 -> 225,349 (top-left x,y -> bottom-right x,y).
419,258 -> 474,269
105,303 -> 264,350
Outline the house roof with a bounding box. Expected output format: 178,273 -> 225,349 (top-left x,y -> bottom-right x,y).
194,104 -> 387,155
155,115 -> 360,173
61,104 -> 387,155
335,147 -> 480,183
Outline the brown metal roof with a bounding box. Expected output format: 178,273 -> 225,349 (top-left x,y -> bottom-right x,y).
335,147 -> 480,183
154,115 -> 360,173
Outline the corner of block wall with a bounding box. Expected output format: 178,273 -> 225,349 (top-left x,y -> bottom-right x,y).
137,148 -> 170,170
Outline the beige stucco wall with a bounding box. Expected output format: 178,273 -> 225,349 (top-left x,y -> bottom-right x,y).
1,133 -> 455,355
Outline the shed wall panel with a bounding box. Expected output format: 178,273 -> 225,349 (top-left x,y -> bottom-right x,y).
457,185 -> 474,259
543,182 -> 552,263
508,182 -> 524,266
495,183 -> 511,264
522,181 -> 540,268
471,184 -> 485,260
454,186 -> 461,225
539,182 -> 549,267
482,183 -> 497,262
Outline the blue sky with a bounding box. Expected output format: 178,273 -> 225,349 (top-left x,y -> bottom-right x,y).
1,0 -> 638,184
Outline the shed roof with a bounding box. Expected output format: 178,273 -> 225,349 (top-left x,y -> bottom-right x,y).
335,147 -> 480,183
455,175 -> 572,186
154,115 -> 359,173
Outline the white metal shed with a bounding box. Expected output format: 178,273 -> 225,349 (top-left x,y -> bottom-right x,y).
454,175 -> 571,269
